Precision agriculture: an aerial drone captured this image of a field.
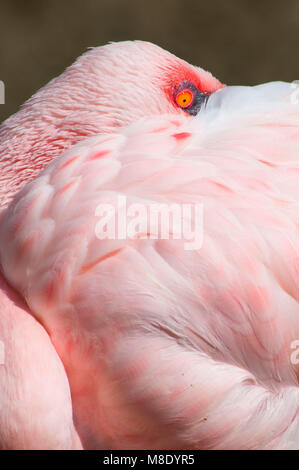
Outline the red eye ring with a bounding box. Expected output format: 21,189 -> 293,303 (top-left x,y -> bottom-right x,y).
175,89 -> 194,109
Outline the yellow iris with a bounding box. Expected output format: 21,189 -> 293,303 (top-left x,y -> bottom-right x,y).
176,89 -> 193,108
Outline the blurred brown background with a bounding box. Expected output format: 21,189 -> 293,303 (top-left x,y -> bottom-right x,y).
0,0 -> 298,123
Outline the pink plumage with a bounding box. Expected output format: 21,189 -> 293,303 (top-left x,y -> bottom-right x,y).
0,41 -> 299,449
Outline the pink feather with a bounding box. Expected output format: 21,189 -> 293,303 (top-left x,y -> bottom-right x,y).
0,41 -> 298,449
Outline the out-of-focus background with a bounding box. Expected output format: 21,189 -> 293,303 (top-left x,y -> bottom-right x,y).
0,0 -> 298,122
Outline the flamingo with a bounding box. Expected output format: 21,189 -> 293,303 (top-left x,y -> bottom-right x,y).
0,40 -> 299,450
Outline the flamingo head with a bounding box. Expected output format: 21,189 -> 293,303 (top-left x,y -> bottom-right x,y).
0,40 -> 223,208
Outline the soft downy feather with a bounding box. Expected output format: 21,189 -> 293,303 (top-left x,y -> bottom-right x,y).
1,81 -> 299,448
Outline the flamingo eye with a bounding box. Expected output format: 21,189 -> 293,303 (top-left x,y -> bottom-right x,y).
175,89 -> 194,109
174,81 -> 210,116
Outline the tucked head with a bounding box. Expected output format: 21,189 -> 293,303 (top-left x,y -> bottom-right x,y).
68,40 -> 223,126
0,40 -> 223,208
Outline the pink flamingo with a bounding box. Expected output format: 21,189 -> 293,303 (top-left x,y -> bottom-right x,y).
0,41 -> 299,449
